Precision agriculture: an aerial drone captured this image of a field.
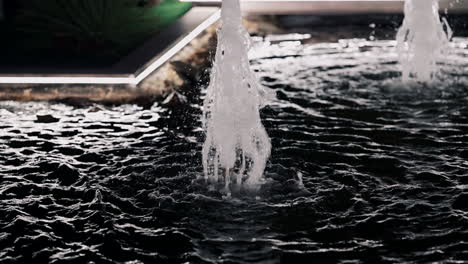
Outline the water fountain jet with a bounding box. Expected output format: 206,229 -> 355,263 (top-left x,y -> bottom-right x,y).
396,0 -> 452,83
202,0 -> 271,192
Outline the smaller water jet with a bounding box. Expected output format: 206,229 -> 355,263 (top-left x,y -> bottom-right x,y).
396,0 -> 452,83
202,0 -> 271,191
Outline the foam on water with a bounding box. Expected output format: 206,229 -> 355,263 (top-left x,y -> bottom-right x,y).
202,0 -> 271,191
396,0 -> 452,82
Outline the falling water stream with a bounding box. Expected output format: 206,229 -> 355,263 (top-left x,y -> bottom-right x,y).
396,0 -> 452,82
202,0 -> 271,191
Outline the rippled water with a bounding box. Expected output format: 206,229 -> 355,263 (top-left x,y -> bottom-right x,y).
1,36 -> 468,264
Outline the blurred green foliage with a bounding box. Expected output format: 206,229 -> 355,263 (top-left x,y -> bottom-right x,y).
10,0 -> 191,62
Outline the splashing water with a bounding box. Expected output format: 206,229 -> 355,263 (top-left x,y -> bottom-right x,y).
396,0 -> 452,82
202,0 -> 271,191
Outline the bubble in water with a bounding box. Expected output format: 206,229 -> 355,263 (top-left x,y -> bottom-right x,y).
202,0 -> 271,191
396,0 -> 452,82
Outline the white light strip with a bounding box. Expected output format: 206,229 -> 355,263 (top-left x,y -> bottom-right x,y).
135,10 -> 221,83
0,11 -> 221,85
0,76 -> 137,85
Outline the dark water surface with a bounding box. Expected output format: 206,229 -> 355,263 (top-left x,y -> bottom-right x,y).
1,36 -> 468,264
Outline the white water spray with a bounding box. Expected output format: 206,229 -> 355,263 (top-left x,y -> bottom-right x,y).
202,0 -> 271,190
396,0 -> 452,82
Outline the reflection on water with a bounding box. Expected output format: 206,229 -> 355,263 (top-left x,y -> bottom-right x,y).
0,37 -> 468,263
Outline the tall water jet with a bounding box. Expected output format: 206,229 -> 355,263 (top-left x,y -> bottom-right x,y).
202,0 -> 271,191
396,0 -> 452,82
